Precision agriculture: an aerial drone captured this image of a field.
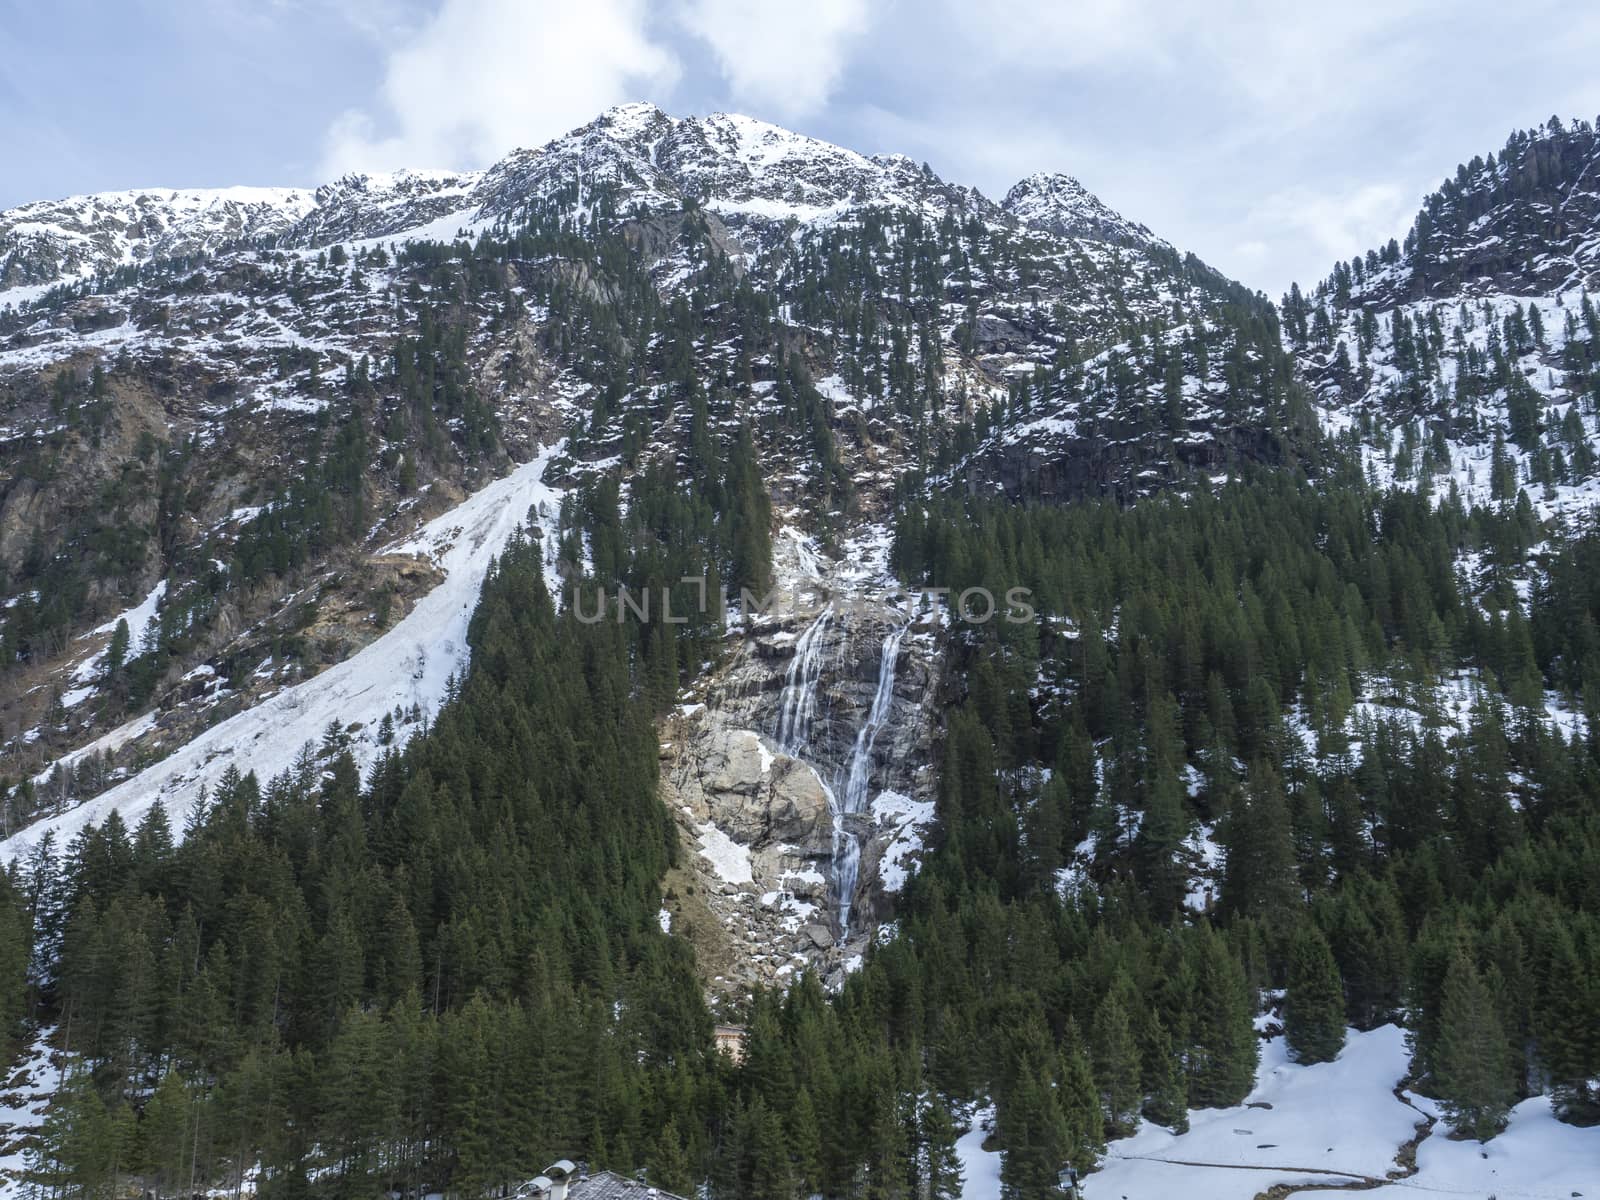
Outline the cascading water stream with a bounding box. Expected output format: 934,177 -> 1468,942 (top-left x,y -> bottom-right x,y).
774,605 -> 833,754
830,621 -> 907,938
771,601 -> 909,941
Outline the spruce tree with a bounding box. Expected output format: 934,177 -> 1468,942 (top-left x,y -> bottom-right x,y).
106,617 -> 130,675
1222,764 -> 1299,919
648,1119 -> 693,1197
997,1062 -> 1070,1199
1090,994 -> 1142,1137
1060,1038 -> 1106,1171
1537,921 -> 1600,1122
1433,951 -> 1513,1141
919,1096 -> 965,1200
789,1088 -> 825,1197
1138,1013 -> 1189,1133
1188,929 -> 1260,1108
1285,922 -> 1346,1064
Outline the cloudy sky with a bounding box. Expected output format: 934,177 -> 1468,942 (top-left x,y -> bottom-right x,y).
5,0 -> 1599,295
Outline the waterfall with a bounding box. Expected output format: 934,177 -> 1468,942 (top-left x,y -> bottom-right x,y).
774,605 -> 833,754
773,605 -> 908,941
831,621 -> 907,939
841,622 -> 907,817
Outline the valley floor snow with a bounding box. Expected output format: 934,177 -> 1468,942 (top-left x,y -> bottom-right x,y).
0,444 -> 565,863
1085,1023 -> 1600,1200
1367,1093 -> 1599,1200
1088,1025 -> 1418,1199
955,1104 -> 1003,1200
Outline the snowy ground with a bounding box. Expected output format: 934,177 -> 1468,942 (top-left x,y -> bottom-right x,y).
0,444 -> 565,863
955,1103 -> 1003,1200
1087,1026 -> 1419,1199
1084,1023 -> 1600,1200
1368,1093 -> 1599,1200
871,790 -> 935,893
0,1029 -> 62,1191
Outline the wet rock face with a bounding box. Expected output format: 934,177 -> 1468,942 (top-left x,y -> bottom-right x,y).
675,727 -> 833,849
661,535 -> 946,995
707,600 -> 938,792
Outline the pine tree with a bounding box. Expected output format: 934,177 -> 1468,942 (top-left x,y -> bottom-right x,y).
1138,1013 -> 1188,1133
918,1095 -> 965,1200
1134,766 -> 1190,920
997,1062 -> 1069,1200
106,617 -> 130,675
1059,1039 -> 1105,1172
31,1073 -> 118,1200
1188,929 -> 1260,1108
1285,922 -> 1346,1063
648,1119 -> 693,1197
1222,764 -> 1299,919
1536,921 -> 1600,1122
1090,994 -> 1142,1137
1432,951 -> 1513,1141
789,1087 -> 825,1197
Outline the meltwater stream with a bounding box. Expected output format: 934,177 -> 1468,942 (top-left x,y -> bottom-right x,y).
832,621 -> 907,938
771,604 -> 909,940
774,604 -> 833,755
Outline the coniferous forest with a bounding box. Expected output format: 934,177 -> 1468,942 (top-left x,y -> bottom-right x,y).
0,108 -> 1598,1200
12,454 -> 1600,1199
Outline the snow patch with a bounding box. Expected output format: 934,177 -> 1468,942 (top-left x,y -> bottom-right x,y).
2,444 -> 566,863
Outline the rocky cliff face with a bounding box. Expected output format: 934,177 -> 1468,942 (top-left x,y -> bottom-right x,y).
659,526 -> 943,993
1330,119 -> 1600,309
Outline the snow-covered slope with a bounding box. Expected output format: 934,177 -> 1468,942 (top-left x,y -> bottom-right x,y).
1337,118 -> 1600,307
283,168 -> 481,247
0,443 -> 564,862
1088,1026 -> 1419,1198
1292,119 -> 1600,517
0,186 -> 317,292
953,1024 -> 1600,1200
1307,286 -> 1600,519
0,170 -> 494,306
478,104 -> 992,237
1365,1093 -> 1599,1199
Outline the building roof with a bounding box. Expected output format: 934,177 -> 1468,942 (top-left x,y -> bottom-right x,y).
568,1169 -> 688,1200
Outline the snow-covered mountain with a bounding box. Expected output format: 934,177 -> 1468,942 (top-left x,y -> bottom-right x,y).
2,103 -> 1161,303
1,103 -> 1250,996
4,105 -> 1598,999
2,101 -> 1600,1200
0,186 -> 316,293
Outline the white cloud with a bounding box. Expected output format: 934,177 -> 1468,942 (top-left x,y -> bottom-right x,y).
1243,182 -> 1417,288
320,0 -> 678,177
938,0 -> 1181,74
677,0 -> 869,119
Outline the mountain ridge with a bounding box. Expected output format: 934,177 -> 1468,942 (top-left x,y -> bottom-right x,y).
1,102 -> 1166,299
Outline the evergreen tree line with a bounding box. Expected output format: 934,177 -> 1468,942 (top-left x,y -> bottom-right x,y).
885,468 -> 1600,1151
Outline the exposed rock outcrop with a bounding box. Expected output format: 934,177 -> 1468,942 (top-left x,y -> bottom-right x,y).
659,526 -> 945,995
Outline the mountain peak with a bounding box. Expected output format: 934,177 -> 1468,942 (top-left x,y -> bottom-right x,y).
585,100 -> 673,144
1003,170 -> 1154,247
